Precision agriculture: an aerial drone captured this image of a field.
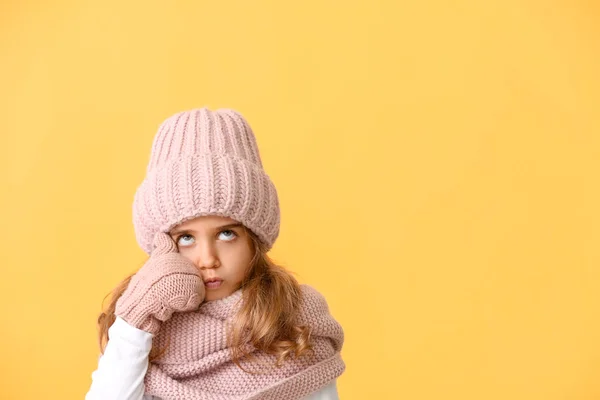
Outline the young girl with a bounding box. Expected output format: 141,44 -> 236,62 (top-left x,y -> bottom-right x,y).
85,108 -> 345,400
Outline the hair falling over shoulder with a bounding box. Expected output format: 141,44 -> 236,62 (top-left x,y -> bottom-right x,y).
96,228 -> 314,370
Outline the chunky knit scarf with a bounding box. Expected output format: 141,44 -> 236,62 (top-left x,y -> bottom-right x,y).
143,284 -> 345,400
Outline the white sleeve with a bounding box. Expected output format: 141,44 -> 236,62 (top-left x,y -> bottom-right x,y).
303,380 -> 339,400
85,316 -> 154,400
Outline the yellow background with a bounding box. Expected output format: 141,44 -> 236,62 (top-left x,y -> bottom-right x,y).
1,1 -> 599,399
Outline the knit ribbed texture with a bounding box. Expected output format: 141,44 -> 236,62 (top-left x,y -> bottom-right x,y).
115,232 -> 206,334
144,285 -> 345,400
132,108 -> 280,255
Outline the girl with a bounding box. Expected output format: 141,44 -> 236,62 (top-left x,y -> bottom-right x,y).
85,108 -> 345,400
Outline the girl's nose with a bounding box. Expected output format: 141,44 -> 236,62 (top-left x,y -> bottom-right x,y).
195,241 -> 220,270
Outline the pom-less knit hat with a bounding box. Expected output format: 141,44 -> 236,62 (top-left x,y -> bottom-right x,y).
132,108 -> 280,255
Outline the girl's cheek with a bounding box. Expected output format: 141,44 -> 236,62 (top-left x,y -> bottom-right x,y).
178,248 -> 195,261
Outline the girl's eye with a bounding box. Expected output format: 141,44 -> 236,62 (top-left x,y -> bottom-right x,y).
219,230 -> 237,241
176,234 -> 195,247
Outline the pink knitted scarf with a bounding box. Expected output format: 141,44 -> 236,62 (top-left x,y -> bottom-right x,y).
144,284 -> 345,400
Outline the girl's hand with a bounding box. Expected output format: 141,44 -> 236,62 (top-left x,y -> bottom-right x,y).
115,231 -> 205,334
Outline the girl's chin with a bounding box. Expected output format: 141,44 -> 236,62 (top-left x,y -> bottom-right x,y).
204,289 -> 232,302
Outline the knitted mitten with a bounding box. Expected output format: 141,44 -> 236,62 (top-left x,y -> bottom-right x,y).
115,231 -> 205,334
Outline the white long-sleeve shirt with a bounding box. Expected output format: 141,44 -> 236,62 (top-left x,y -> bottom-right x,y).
85,316 -> 339,400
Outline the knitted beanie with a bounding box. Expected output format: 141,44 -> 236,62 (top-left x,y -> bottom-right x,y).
132,108 -> 280,255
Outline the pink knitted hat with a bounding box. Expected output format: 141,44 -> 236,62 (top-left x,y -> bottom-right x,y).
132,108 -> 280,255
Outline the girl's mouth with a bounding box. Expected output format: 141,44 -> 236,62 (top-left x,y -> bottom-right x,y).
204,279 -> 223,289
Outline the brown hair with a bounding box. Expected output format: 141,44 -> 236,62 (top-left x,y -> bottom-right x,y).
96,227 -> 313,370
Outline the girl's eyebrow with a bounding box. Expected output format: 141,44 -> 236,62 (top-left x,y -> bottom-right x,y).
170,223 -> 244,236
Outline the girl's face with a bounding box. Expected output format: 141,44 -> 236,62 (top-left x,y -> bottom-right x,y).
168,215 -> 254,302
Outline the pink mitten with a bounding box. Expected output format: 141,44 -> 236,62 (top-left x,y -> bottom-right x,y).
115,231 -> 205,334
